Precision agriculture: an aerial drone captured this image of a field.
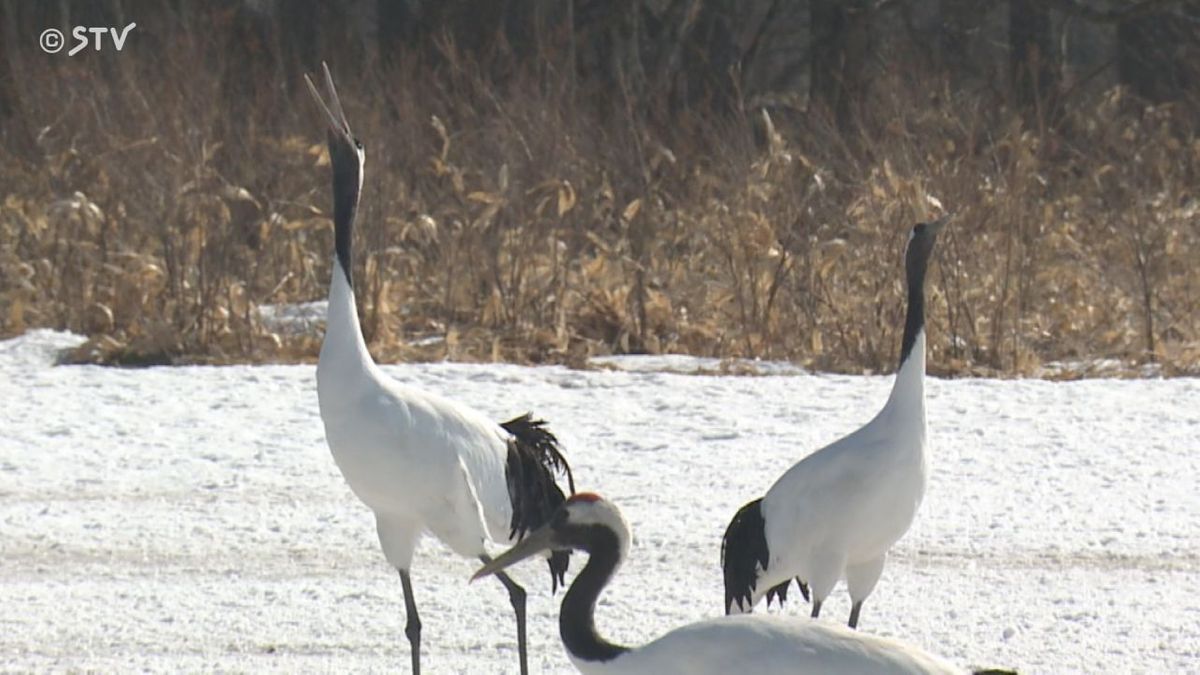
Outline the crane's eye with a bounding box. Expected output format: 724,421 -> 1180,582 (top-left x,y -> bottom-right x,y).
354,138 -> 363,150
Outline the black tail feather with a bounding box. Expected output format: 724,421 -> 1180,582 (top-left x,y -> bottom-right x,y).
763,577 -> 808,607
721,497 -> 771,614
765,578 -> 791,607
548,549 -> 570,594
501,413 -> 575,493
502,413 -> 575,593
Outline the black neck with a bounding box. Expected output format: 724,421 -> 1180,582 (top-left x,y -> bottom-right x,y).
330,135 -> 360,289
560,527 -> 630,663
898,243 -> 929,367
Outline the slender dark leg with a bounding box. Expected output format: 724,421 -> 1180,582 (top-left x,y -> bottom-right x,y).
810,598 -> 822,618
480,554 -> 529,675
848,600 -> 863,629
797,579 -> 810,602
398,569 -> 422,675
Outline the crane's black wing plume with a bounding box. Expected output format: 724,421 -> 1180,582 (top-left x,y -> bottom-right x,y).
722,497 -> 801,613
502,413 -> 576,592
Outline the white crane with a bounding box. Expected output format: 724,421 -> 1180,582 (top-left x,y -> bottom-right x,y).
305,63 -> 575,675
722,218 -> 948,628
474,492 -> 1008,675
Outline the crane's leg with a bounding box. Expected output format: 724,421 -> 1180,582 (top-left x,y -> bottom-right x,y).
845,554 -> 886,630
806,552 -> 842,621
480,554 -> 529,675
398,569 -> 422,674
848,600 -> 863,629
797,579 -> 810,602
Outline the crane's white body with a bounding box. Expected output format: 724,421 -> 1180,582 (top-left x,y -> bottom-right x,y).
572,614 -> 960,675
318,261 -> 515,568
750,330 -> 929,609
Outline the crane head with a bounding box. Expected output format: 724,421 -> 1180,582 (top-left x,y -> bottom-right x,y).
905,212 -> 951,282
907,212 -> 950,256
471,493 -> 631,582
304,62 -> 364,190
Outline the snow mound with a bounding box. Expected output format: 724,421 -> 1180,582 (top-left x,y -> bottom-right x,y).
0,329 -> 86,370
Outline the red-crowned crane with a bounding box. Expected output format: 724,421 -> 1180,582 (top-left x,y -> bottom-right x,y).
475,493 -> 1010,675
305,63 -> 575,675
722,217 -> 948,628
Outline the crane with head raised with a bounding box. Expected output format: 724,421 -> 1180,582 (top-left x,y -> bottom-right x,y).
305,63 -> 575,674
722,218 -> 948,628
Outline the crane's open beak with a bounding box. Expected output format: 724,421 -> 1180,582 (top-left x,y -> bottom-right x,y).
304,61 -> 352,139
470,525 -> 558,582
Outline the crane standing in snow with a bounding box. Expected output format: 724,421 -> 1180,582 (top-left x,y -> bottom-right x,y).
306,63 -> 575,675
474,492 -> 1006,675
722,217 -> 948,628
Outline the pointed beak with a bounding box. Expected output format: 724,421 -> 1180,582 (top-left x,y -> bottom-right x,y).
304,61 -> 352,138
927,212 -> 953,235
471,525 -> 558,583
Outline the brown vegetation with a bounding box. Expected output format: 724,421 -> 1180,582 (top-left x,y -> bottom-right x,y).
1,4 -> 1197,377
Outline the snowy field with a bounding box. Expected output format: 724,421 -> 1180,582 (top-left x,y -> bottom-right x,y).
2,329 -> 1198,673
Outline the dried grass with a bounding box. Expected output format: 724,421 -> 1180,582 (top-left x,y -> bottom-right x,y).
2,41 -> 1197,377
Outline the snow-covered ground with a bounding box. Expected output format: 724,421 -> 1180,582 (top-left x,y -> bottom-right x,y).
2,329 -> 1197,673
